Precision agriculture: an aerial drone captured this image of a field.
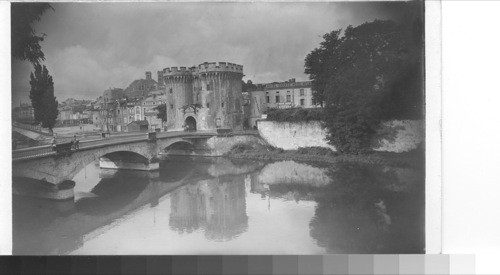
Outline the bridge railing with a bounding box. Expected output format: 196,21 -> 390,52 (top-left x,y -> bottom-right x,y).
12,130 -> 255,161
12,133 -> 152,161
12,122 -> 51,136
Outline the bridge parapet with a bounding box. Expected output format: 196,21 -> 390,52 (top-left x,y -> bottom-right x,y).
11,130 -> 261,200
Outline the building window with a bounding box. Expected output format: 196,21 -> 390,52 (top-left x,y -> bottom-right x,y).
206,103 -> 210,109
286,95 -> 291,102
169,88 -> 173,94
144,108 -> 146,113
117,109 -> 120,114
170,104 -> 174,109
221,102 -> 225,108
266,96 -> 270,103
153,102 -> 156,105
300,89 -> 305,96
300,99 -> 305,106
275,95 -> 280,103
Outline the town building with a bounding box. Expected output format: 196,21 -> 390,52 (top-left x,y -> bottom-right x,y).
264,79 -> 316,109
247,79 -> 319,128
247,87 -> 267,129
161,62 -> 244,131
12,102 -> 34,123
124,72 -> 158,98
127,120 -> 149,132
57,106 -> 73,125
140,90 -> 167,131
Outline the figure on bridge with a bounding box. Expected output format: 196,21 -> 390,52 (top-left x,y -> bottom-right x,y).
51,136 -> 57,149
72,135 -> 80,150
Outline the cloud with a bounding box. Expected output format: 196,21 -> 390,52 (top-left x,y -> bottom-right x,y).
12,2 -> 410,104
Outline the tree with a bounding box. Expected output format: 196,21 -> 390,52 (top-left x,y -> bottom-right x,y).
11,3 -> 53,65
304,3 -> 424,154
304,29 -> 342,107
242,80 -> 257,93
154,104 -> 167,129
29,64 -> 58,133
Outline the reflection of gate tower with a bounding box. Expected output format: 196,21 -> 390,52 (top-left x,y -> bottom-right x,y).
161,62 -> 244,131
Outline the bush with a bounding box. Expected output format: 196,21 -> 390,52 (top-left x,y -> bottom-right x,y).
325,118 -> 377,155
230,144 -> 254,154
266,108 -> 324,122
297,146 -> 337,156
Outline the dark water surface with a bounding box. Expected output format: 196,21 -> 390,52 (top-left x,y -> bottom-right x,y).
12,157 -> 424,255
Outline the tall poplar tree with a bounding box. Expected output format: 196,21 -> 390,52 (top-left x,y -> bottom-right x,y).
29,64 -> 59,133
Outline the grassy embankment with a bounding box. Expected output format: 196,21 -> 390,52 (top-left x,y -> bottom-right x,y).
225,144 -> 424,169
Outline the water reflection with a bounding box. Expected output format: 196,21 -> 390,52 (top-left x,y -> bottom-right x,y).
170,176 -> 248,241
310,163 -> 424,254
12,157 -> 424,255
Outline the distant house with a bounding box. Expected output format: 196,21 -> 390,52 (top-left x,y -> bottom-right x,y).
140,92 -> 167,131
126,120 -> 149,132
12,102 -> 34,123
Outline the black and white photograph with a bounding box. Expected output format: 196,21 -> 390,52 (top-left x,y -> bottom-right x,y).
8,1 -> 426,256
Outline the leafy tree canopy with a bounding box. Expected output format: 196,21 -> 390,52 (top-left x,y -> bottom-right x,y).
11,3 -> 53,65
304,2 -> 423,154
154,103 -> 167,123
242,80 -> 257,93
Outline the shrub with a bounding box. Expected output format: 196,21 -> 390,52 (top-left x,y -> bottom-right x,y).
266,108 -> 324,122
297,146 -> 337,156
325,118 -> 377,155
230,144 -> 254,154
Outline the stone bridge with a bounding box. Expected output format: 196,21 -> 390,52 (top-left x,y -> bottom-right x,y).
12,131 -> 266,200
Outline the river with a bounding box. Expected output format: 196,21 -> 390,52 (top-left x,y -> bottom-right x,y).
12,157 -> 424,255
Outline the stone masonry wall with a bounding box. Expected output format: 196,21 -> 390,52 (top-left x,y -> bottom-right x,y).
205,135 -> 268,156
257,120 -> 424,153
256,121 -> 335,151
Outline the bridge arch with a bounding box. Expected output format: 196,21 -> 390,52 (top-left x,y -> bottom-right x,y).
12,133 -> 216,200
13,140 -> 159,187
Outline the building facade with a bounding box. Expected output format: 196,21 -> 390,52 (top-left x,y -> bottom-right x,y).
248,79 -> 319,128
140,91 -> 167,131
248,88 -> 267,129
161,62 -> 244,131
13,103 -> 34,123
264,79 -> 316,109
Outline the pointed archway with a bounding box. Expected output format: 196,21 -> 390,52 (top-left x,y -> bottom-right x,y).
184,116 -> 197,132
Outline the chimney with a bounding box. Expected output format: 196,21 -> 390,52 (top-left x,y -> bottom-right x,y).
146,71 -> 152,80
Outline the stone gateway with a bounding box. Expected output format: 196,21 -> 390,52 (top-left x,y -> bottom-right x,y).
161,62 -> 244,131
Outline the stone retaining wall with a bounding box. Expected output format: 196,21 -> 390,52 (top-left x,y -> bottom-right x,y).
257,120 -> 424,153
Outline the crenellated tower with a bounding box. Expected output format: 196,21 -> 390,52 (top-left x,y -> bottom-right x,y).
193,62 -> 244,130
162,66 -> 195,130
160,62 -> 243,131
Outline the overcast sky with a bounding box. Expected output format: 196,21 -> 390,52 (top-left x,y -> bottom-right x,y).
11,2 -> 404,105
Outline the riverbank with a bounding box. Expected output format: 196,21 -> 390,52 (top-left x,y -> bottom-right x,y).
225,145 -> 424,169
